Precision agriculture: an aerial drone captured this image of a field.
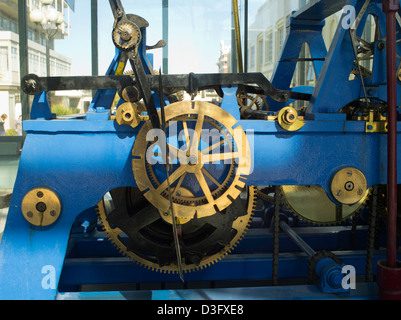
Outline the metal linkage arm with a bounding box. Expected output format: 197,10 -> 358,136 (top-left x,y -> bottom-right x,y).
109,0 -> 126,21
21,73 -> 312,103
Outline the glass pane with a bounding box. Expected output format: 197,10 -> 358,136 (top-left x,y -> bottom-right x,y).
91,0 -> 233,75
247,0 -> 343,85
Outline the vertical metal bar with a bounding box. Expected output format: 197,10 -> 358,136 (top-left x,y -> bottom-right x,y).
272,187 -> 280,286
244,0 -> 248,73
162,0 -> 169,74
46,38 -> 51,77
91,0 -> 99,98
91,0 -> 99,77
383,0 -> 399,269
232,0 -> 243,73
18,0 -> 29,121
231,3 -> 237,73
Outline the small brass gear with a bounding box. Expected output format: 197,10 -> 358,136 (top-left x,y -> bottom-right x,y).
112,22 -> 141,51
237,94 -> 265,119
96,186 -> 257,274
132,100 -> 252,224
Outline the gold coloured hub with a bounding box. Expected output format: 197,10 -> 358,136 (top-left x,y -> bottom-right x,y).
331,167 -> 368,205
21,188 -> 61,227
278,107 -> 305,131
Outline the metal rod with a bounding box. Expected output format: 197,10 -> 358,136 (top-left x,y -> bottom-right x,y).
91,0 -> 99,98
18,0 -> 29,121
244,0 -> 248,73
159,70 -> 183,281
162,0 -> 169,74
383,0 -> 399,269
91,0 -> 98,76
279,220 -> 316,258
232,0 -> 243,73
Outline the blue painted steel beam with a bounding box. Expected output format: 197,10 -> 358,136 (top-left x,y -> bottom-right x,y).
65,227 -> 374,259
57,282 -> 379,300
293,0 -> 348,21
58,251 -> 395,289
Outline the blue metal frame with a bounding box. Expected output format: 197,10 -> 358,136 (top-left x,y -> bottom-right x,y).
0,0 -> 400,299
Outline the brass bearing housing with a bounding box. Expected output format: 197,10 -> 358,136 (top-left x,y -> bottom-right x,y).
21,188 -> 61,227
331,168 -> 368,205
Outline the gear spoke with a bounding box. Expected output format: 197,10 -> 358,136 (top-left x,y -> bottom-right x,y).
194,171 -> 214,204
201,139 -> 225,155
201,167 -> 222,188
182,120 -> 191,150
156,165 -> 187,194
202,152 -> 239,164
173,172 -> 187,194
190,112 -> 205,154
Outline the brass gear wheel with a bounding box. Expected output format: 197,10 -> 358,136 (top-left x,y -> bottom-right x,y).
96,186 -> 257,274
281,185 -> 370,225
132,100 -> 252,224
112,22 -> 141,51
237,94 -> 266,119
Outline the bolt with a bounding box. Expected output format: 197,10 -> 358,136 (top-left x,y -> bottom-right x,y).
37,191 -> 44,198
336,190 -> 342,197
176,190 -> 181,196
27,211 -> 33,218
346,171 -> 353,177
50,210 -> 56,217
377,42 -> 385,50
345,181 -> 354,191
357,188 -> 364,196
188,155 -> 198,165
25,79 -> 37,90
282,109 -> 298,124
36,202 -> 47,213
120,31 -> 131,41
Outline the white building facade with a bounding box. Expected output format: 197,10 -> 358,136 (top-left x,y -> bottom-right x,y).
0,0 -> 72,133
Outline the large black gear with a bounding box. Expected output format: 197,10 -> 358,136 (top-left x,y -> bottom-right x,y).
97,186 -> 256,273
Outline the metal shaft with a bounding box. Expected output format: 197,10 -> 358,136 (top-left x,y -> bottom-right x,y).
232,0 -> 243,73
383,0 -> 399,269
279,220 -> 316,258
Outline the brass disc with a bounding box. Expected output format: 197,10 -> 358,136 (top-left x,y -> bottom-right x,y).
278,107 -> 305,131
282,185 -> 369,225
331,167 -> 367,205
21,188 -> 61,227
